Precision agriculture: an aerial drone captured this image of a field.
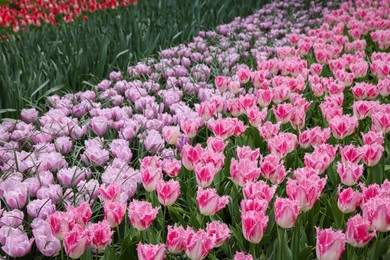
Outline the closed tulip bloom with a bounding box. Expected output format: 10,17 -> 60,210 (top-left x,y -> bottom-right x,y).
206,137 -> 228,153
99,182 -> 123,203
87,220 -> 113,252
2,231 -> 34,258
336,161 -> 363,186
137,243 -> 166,260
346,214 -> 375,247
339,145 -> 363,164
185,229 -> 216,260
166,225 -> 187,254
104,202 -> 126,228
371,111 -> 390,133
21,108 -> 39,123
194,163 -> 218,188
274,197 -> 300,229
316,228 -> 346,260
63,224 -> 90,259
196,187 -> 229,216
32,220 -> 61,257
162,158 -> 182,178
329,115 -> 358,139
206,221 -> 230,247
361,144 -> 384,167
0,209 -> 24,227
230,158 -> 260,187
156,180 -> 180,206
181,118 -> 200,138
337,186 -> 362,214
361,131 -> 384,146
237,67 -> 251,84
162,126 -> 181,145
90,116 -> 108,136
286,174 -> 326,212
240,199 -> 268,214
142,167 -> 162,192
128,200 -> 160,231
362,197 -> 390,232
241,210 -> 268,244
243,181 -> 276,203
180,144 -> 203,171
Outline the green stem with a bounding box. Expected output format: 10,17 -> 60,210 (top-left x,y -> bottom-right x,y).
250,243 -> 256,260
278,227 -> 285,260
95,251 -> 99,260
61,241 -> 65,260
116,226 -> 122,243
292,215 -> 300,259
374,233 -> 382,260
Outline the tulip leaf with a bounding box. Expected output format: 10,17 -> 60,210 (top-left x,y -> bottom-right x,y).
297,246 -> 314,260
103,246 -> 116,260
80,248 -> 93,260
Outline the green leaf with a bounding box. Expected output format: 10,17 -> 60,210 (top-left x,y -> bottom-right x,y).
297,246 -> 314,260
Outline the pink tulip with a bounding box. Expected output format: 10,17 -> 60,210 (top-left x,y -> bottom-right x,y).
162,158 -> 182,178
181,118 -> 200,138
361,144 -> 384,167
241,210 -> 268,244
362,131 -> 384,146
234,252 -> 254,260
337,187 -> 362,214
215,76 -> 230,93
274,197 -> 300,229
196,187 -> 229,216
185,229 -> 216,260
194,163 -> 217,188
2,231 -> 34,257
63,224 -> 90,259
128,200 -> 160,231
316,228 -> 346,260
99,182 -> 123,203
141,167 -> 162,193
21,108 -> 39,123
237,67 -> 251,84
55,136 -> 73,154
272,103 -> 294,124
336,161 -> 363,186
162,126 -> 181,145
243,181 -> 276,203
32,220 -> 61,257
240,199 -> 268,214
286,174 -> 326,212
156,180 -> 180,206
87,220 -> 113,252
166,225 -> 187,254
339,145 -> 362,164
206,221 -> 230,247
329,115 -> 358,139
346,214 -> 376,247
104,202 -> 126,228
180,144 -> 203,171
206,137 -> 228,153
207,118 -> 236,140
27,199 -> 56,219
137,243 -> 166,260
196,101 -> 216,121
362,196 -> 390,232
371,111 -> 390,133
109,139 -> 132,163
90,116 -> 108,136
230,158 -> 260,187
0,209 -> 24,227
267,132 -> 298,158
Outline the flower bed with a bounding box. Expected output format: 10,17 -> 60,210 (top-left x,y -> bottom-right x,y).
0,0 -> 389,259
0,0 -> 136,32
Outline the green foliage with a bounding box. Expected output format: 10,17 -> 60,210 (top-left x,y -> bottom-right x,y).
0,0 -> 269,118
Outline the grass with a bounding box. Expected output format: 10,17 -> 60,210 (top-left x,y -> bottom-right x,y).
0,0 -> 270,119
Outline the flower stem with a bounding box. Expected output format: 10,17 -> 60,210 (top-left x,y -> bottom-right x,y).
374,233 -> 382,260
116,226 -> 122,243
250,243 -> 256,260
61,241 -> 65,260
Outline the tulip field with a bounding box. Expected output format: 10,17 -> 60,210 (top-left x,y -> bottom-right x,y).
0,0 -> 390,259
